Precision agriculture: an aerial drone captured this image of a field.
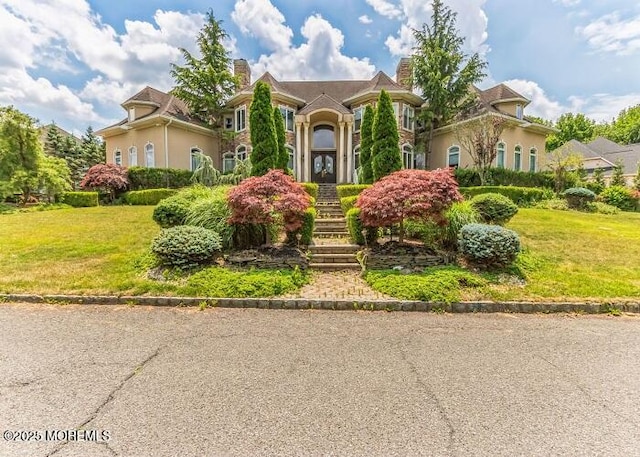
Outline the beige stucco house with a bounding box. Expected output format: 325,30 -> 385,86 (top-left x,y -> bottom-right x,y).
430,84 -> 554,172
98,59 -> 553,183
96,87 -> 219,171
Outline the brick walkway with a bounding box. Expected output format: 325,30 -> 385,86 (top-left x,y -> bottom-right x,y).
283,270 -> 394,301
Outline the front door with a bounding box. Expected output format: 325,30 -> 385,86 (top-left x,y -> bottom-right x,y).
311,152 -> 337,183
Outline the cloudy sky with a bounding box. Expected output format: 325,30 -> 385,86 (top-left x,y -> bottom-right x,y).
1,0 -> 638,135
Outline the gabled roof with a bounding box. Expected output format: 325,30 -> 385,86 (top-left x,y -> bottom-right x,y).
252,72 -> 305,104
298,93 -> 352,115
553,136 -> 640,175
122,86 -> 167,107
586,137 -> 627,155
479,83 -> 529,106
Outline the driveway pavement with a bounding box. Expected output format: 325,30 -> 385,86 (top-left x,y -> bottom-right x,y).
1,303 -> 639,457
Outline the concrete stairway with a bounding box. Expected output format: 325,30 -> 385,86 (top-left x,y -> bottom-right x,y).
310,184 -> 360,271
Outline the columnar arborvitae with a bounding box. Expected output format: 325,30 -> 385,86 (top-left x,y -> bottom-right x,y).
359,105 -> 375,184
249,81 -> 278,176
371,90 -> 401,182
273,106 -> 289,171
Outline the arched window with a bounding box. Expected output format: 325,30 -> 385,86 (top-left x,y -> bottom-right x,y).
447,146 -> 460,168
236,145 -> 248,161
496,142 -> 505,168
222,152 -> 235,173
190,147 -> 202,171
312,125 -> 335,149
114,149 -> 122,166
145,142 -> 155,168
514,145 -> 522,171
286,145 -> 295,172
353,145 -> 361,183
128,146 -> 137,166
402,144 -> 414,169
529,147 -> 537,172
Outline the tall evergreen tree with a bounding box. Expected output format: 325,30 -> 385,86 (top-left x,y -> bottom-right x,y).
371,90 -> 402,182
44,123 -> 64,158
80,126 -> 105,168
359,105 -> 375,184
273,106 -> 289,171
170,10 -> 238,127
249,82 -> 278,176
411,0 -> 487,167
610,160 -> 626,187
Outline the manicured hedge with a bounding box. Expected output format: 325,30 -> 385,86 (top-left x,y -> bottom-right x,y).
298,207 -> 316,246
128,166 -> 192,190
340,195 -> 358,214
346,207 -> 378,245
123,189 -> 178,205
461,186 -> 553,206
455,168 -> 554,189
336,184 -> 371,199
470,193 -> 519,225
300,182 -> 319,200
59,191 -> 99,207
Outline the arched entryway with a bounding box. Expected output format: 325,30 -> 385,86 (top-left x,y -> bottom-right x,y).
311,124 -> 337,183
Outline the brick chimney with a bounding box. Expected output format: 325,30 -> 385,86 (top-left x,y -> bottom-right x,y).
395,57 -> 412,91
234,59 -> 251,89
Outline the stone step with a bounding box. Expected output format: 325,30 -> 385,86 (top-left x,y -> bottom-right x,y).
310,253 -> 359,264
309,244 -> 360,254
309,262 -> 361,271
313,232 -> 350,239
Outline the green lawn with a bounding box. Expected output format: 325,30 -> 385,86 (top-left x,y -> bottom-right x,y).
0,206 -> 639,301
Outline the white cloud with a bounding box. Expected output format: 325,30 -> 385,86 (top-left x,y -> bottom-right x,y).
571,93 -> 640,123
503,79 -> 566,121
384,0 -> 489,57
231,0 -> 293,52
553,0 -> 581,6
577,12 -> 640,55
365,0 -> 402,20
359,15 -> 373,25
250,14 -> 376,80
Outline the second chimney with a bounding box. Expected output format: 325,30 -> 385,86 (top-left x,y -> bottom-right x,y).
234,59 -> 251,89
395,57 -> 412,91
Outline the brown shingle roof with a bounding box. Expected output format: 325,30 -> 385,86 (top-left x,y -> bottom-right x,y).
123,86 -> 167,107
479,83 -> 529,105
297,93 -> 352,115
279,80 -> 372,105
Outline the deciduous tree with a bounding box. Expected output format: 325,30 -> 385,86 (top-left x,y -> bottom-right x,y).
610,159 -> 627,187
359,105 -> 375,184
170,10 -> 238,127
545,148 -> 584,193
249,81 -> 278,176
356,168 -> 462,243
546,113 -> 596,151
80,164 -> 129,202
411,0 -> 487,167
371,90 -> 401,182
454,114 -> 505,186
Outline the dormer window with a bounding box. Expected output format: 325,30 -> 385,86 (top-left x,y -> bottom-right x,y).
516,104 -> 523,120
128,107 -> 135,122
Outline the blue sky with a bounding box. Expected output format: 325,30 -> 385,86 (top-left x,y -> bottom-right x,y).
1,0 -> 638,136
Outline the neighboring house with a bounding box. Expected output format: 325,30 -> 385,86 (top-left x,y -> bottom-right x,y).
97,59 -> 554,183
553,137 -> 640,186
96,87 -> 219,171
430,84 -> 555,172
40,123 -> 81,149
221,58 -> 422,183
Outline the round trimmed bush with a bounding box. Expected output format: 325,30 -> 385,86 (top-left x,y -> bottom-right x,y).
600,186 -> 638,211
152,197 -> 190,228
562,187 -> 596,209
151,225 -> 222,269
469,193 -> 518,225
458,223 -> 520,267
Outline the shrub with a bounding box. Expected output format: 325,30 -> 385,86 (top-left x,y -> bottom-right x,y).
59,191 -> 99,207
600,186 -> 638,211
153,197 -> 191,228
80,164 -> 129,202
151,225 -> 221,269
184,186 -> 234,250
437,201 -> 481,251
583,180 -> 604,195
340,195 -> 358,214
460,186 -> 552,206
288,207 -> 316,246
123,189 -> 178,206
586,201 -> 620,215
562,187 -> 595,209
534,198 -> 569,211
458,223 -> 520,267
470,193 -> 518,225
336,184 -> 371,198
347,207 -> 378,245
300,182 -> 319,200
454,168 -> 554,188
404,219 -> 436,244
127,166 -> 192,190
357,169 -> 462,242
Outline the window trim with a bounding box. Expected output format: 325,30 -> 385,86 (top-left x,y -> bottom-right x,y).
529,147 -> 537,172
447,145 -> 460,168
235,105 -> 247,132
312,124 -> 336,150
353,107 -> 363,133
402,143 -> 414,169
145,142 -> 155,168
128,146 -> 137,167
224,116 -> 233,130
285,144 -> 295,172
496,141 -> 506,168
235,144 -> 248,161
392,102 -> 400,126
114,149 -> 122,166
190,147 -> 202,172
516,104 -> 523,120
514,145 -> 522,171
279,106 -> 295,133
222,151 -> 235,173
402,105 -> 415,132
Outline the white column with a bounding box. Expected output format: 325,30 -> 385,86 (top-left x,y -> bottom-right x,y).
338,122 -> 345,183
295,122 -> 302,181
346,121 -> 353,183
303,122 -> 310,182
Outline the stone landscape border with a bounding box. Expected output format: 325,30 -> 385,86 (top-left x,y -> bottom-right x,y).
1,294 -> 638,314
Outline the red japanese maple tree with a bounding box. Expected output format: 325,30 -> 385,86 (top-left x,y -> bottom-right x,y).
227,169 -> 311,244
356,168 -> 462,242
80,163 -> 129,202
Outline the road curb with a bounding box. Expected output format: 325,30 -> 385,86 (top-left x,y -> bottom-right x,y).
1,294 -> 638,314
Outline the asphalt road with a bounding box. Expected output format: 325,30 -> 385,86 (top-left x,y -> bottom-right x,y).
1,304 -> 639,457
